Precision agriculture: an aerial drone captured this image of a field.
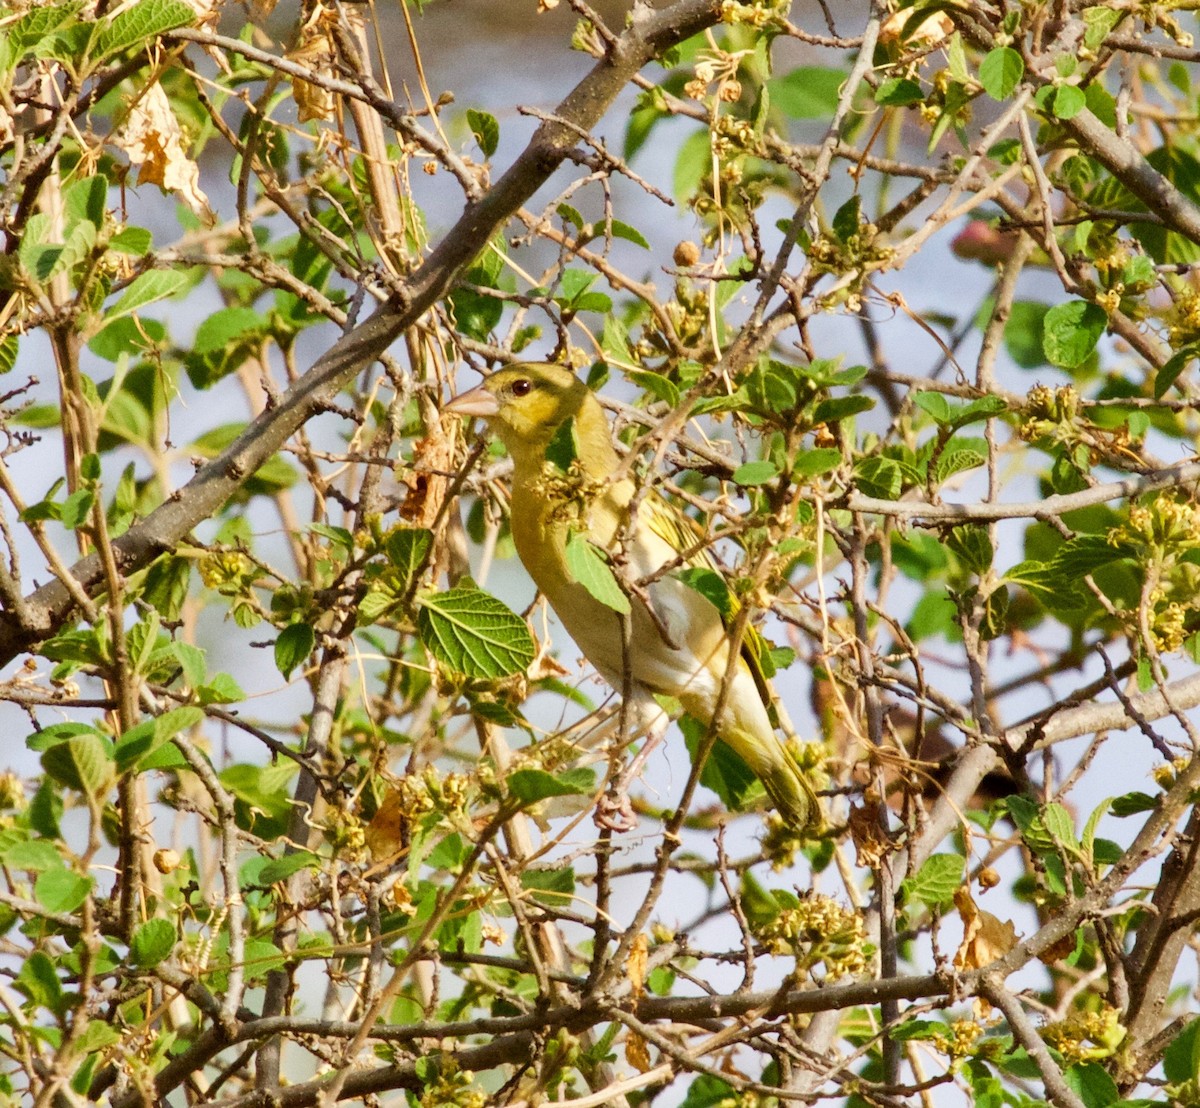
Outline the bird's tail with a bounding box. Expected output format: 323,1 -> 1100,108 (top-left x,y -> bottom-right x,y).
758,739 -> 821,831
722,726 -> 821,831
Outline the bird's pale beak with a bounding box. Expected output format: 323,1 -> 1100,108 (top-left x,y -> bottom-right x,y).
443,383 -> 500,419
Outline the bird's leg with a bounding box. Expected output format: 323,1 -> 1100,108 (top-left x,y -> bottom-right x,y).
594,699 -> 670,832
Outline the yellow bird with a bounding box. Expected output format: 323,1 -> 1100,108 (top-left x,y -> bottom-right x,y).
445,362 -> 819,830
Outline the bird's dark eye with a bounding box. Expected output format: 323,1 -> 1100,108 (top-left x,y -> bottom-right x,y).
510,378 -> 532,397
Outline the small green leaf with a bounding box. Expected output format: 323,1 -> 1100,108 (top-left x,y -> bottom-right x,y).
385,527 -> 433,587
466,108 -> 499,157
1155,343 -> 1200,398
677,567 -> 734,621
34,867 -> 92,913
1052,84 -> 1086,120
41,734 -> 113,797
855,456 -> 903,499
275,622 -> 314,680
1163,1019 -> 1200,1085
947,525 -> 993,575
610,220 -> 650,249
193,307 -> 266,355
509,767 -> 596,802
768,66 -> 846,118
258,850 -> 319,884
544,415 -> 579,473
93,0 -> 194,58
1063,1062 -> 1119,1108
1043,802 -> 1078,853
1111,792 -> 1158,816
831,195 -> 861,244
875,77 -> 924,107
732,460 -> 778,486
979,47 -> 1024,100
60,488 -> 94,530
130,918 -> 176,968
1083,6 -> 1122,51
914,391 -> 953,424
107,270 -> 189,320
416,586 -> 535,678
793,447 -> 842,477
1043,301 -> 1107,368
114,706 -> 203,773
565,531 -> 630,615
902,853 -> 963,909
520,864 -> 577,907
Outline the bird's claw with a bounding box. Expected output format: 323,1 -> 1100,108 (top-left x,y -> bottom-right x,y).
594,791 -> 637,832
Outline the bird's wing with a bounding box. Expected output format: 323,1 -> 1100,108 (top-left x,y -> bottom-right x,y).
639,493 -> 780,723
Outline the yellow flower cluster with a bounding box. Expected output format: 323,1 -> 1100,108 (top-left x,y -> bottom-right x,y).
757,894 -> 870,979
931,1018 -> 984,1060
1041,1004 -> 1124,1065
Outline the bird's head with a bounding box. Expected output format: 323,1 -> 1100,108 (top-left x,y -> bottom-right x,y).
444,363 -> 614,474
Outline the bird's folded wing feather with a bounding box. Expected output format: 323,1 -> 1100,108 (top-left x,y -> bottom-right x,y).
638,493 -> 781,725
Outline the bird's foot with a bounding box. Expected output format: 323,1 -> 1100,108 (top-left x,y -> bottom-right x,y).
594,790 -> 637,832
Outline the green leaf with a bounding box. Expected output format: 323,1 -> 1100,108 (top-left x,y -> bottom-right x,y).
902,853 -> 963,909
564,531 -> 630,615
947,525 -> 993,575
544,415 -> 579,473
93,0 -> 194,58
60,487 -> 94,530
416,586 -> 535,678
1005,300 -> 1050,368
855,456 -> 903,499
875,77 -> 924,107
682,715 -> 763,814
677,567 -> 734,621
1064,1063 -> 1119,1108
130,918 -> 176,968
1164,1019 -> 1200,1085
1,837 -> 64,871
1043,300 -> 1107,368
34,867 -> 92,913
1083,6 -> 1123,51
41,733 -> 113,796
142,555 -> 191,621
0,333 -> 17,376
520,864 -> 576,908
679,1074 -> 738,1108
384,527 -> 432,588
812,395 -> 873,424
732,460 -> 777,486
1111,792 -> 1157,817
193,307 -> 267,355
979,47 -> 1024,100
275,622 -> 314,680
793,447 -> 842,477
1043,802 -> 1078,853
831,195 -> 861,244
1052,84 -> 1087,121
109,226 -> 152,255
1155,343 -> 1200,398
914,391 -> 953,424
114,706 -> 203,773
933,446 -> 986,486
107,270 -> 189,321
466,108 -> 498,157
258,850 -> 320,884
610,220 -> 650,249
509,767 -> 596,802
768,66 -> 846,118
16,951 -> 64,1014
